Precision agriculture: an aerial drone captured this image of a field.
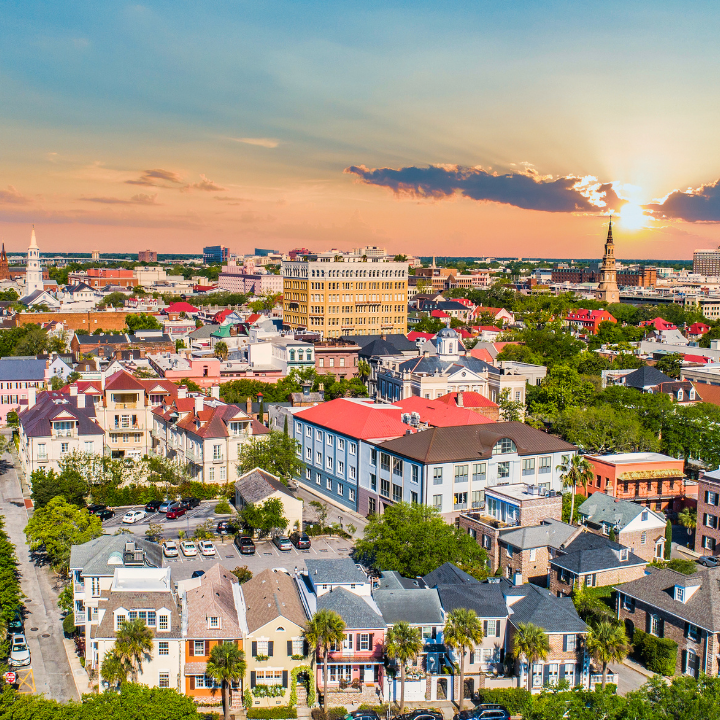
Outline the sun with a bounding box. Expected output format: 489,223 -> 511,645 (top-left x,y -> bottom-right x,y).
619,202 -> 649,230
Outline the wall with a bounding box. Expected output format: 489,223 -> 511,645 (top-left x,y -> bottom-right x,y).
695,478 -> 720,555
15,311 -> 131,331
549,564 -> 648,597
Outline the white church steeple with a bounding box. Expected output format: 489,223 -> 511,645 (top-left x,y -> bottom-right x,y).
25,226 -> 43,297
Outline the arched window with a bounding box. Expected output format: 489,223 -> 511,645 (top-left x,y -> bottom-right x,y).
492,438 -> 517,455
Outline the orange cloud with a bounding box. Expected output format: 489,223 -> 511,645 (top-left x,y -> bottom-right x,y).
126,169 -> 183,186
81,193 -> 159,205
0,186 -> 31,205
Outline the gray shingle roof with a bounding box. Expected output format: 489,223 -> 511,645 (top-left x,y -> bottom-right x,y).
423,562 -> 480,588
69,535 -> 162,576
396,355 -> 499,377
317,587 -> 386,629
505,584 -> 587,634
435,583 -> 507,619
19,391 -> 105,438
0,357 -> 47,381
234,468 -> 294,503
549,532 -> 646,575
623,365 -> 673,389
344,334 -> 417,354
616,566 -> 720,632
578,492 -> 665,531
499,520 -> 577,551
373,584 -> 443,625
305,558 -> 368,586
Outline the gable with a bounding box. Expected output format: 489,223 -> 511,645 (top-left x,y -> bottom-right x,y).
446,367 -> 486,383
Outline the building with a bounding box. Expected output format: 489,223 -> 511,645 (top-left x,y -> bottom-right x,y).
695,469 -> 720,555
0,243 -> 10,281
68,268 -> 135,288
0,357 -> 50,423
596,219 -> 620,304
138,250 -> 158,263
693,246 -> 720,276
577,492 -> 667,562
435,391 -> 500,422
314,339 -> 360,378
617,267 -> 657,287
204,246 -> 230,264
25,228 -> 43,298
242,568 -> 308,708
392,395 -> 494,428
564,308 -> 617,334
584,452 -> 693,514
234,468 -> 303,534
615,565 -> 720,677
71,332 -> 175,361
218,259 -> 283,296
282,253 -> 408,339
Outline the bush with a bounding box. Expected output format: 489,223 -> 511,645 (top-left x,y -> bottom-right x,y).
358,705 -> 389,714
63,611 -> 76,635
231,566 -> 253,584
633,628 -> 678,675
474,688 -> 532,716
92,481 -> 223,506
214,499 -> 233,514
311,709 -> 349,720
247,706 -> 297,719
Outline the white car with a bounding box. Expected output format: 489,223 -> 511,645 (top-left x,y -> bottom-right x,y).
163,540 -> 179,558
9,634 -> 30,667
198,540 -> 216,556
180,541 -> 197,557
122,510 -> 146,524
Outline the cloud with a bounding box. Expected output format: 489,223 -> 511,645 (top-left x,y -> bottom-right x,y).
230,137 -> 280,149
188,174 -> 225,192
645,179 -> 720,222
126,168 -> 183,186
345,164 -> 623,213
81,193 -> 158,205
0,186 -> 31,205
214,196 -> 249,204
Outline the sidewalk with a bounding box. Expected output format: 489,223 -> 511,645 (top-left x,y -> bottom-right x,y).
63,637 -> 92,696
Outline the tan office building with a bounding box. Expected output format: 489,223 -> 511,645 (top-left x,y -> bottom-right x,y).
282,253 -> 408,338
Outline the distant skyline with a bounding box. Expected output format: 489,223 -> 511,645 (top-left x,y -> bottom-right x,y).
2,1 -> 720,259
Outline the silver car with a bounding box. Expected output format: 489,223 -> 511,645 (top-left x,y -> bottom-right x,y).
9,634 -> 30,667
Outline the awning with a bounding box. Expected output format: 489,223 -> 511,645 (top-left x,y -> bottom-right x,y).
184,662 -> 207,676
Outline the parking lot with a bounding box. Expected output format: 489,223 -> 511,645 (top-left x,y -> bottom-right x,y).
100,500 -> 218,530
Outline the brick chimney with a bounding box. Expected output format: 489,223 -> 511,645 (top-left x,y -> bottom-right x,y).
457,390 -> 464,408
246,396 -> 252,414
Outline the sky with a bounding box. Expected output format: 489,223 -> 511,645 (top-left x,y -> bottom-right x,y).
2,1 -> 720,259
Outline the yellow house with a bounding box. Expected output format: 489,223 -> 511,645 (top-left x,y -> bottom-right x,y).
234,468 -> 303,535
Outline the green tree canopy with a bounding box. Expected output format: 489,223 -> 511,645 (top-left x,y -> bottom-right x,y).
99,291 -> 127,309
30,468 -> 88,509
526,365 -> 596,418
125,312 -> 162,332
237,431 -> 303,482
206,642 -> 246,720
240,497 -> 288,536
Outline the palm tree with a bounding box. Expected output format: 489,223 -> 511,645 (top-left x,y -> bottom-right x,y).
206,641 -> 247,720
304,608 -> 346,711
385,621 -> 423,713
512,622 -> 550,692
357,360 -> 371,384
557,454 -> 594,525
100,649 -> 130,688
113,618 -> 154,683
586,621 -> 630,690
215,341 -> 229,361
679,508 -> 697,536
443,609 -> 484,711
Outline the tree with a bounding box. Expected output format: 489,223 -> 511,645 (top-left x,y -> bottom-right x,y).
30,468 -> 88,508
413,316 -> 446,333
556,455 -> 594,528
50,375 -> 65,391
309,500 -> 329,527
355,502 -> 488,577
653,353 -> 683,379
304,609 -> 346,711
237,431 -> 303,482
206,641 -> 246,720
81,682 -> 202,718
215,341 -> 229,360
125,312 -> 162,333
58,585 -> 74,614
443,609 -> 484,711
512,622 -> 550,691
587,620 -> 631,689
231,566 -> 253,584
114,618 -> 154,683
665,519 -> 673,560
385,621 -> 423,713
13,325 -> 48,356
526,365 -> 595,418
99,291 -> 127,309
357,359 -> 371,383
496,344 -> 543,366
497,388 -> 524,422
101,649 -> 131,688
145,523 -> 164,543
24,497 -> 103,573
679,507 -> 697,534
240,498 -> 288,536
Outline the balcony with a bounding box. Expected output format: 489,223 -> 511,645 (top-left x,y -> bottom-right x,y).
53,429 -> 76,438
113,403 -> 138,410
37,455 -> 48,463
212,456 -> 225,464
74,582 -> 84,593
454,503 -> 468,511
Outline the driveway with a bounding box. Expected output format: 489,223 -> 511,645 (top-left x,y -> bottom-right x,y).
0,447 -> 78,701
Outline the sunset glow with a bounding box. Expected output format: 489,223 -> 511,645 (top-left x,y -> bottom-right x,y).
619,203 -> 651,231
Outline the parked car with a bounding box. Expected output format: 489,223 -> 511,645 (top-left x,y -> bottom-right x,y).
235,535 -> 255,555
86,504 -> 107,516
397,711 -> 443,720
181,497 -> 200,510
290,532 -> 311,549
180,541 -> 198,557
273,536 -> 293,552
166,506 -> 187,520
191,570 -> 205,579
158,501 -> 174,513
344,711 -> 380,720
217,521 -> 238,535
698,556 -> 720,568
454,705 -> 510,720
96,508 -> 115,521
198,540 -> 216,556
8,609 -> 23,633
163,540 -> 179,558
122,510 -> 146,524
145,500 -> 163,513
9,634 -> 30,667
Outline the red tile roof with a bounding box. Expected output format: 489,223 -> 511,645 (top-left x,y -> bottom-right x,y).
436,390 -> 499,409
213,309 -> 233,323
246,313 -> 262,324
407,331 -> 436,341
639,317 -> 676,331
430,309 -> 450,318
295,399 -> 409,440
694,383 -> 720,406
477,326 -> 501,332
105,370 -> 147,392
165,302 -> 199,314
469,348 -> 494,363
688,322 -> 711,335
393,396 -> 493,427
683,354 -> 710,364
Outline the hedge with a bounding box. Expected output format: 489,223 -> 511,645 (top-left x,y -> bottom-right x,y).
92,481 -> 225,506
311,709 -> 346,720
474,688 -> 532,716
247,706 -> 297,719
633,628 -> 678,675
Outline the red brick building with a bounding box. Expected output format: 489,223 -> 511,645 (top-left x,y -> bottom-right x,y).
695,469 -> 720,555
564,308 -> 617,334
68,268 -> 135,288
314,339 -> 360,378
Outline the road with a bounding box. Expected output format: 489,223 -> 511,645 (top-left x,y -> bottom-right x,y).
0,448 -> 78,701
293,484 -> 369,539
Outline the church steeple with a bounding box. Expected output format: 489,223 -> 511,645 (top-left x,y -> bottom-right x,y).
596,216 -> 619,304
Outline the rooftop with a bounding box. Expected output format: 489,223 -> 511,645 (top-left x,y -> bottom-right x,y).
242,568 -> 307,633
505,584 -> 587,634
317,587 -> 386,629
578,492 -> 666,530
588,452 -> 682,465
305,558 -> 368,586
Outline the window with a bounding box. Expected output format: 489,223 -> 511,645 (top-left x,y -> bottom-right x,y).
703,535 -> 716,550
306,447 -> 311,460
687,623 -> 700,642
209,616 -> 220,628
116,614 -> 126,631
564,634 -> 576,652
506,545 -> 513,558
705,513 -> 718,530
539,456 -> 551,473
326,456 -> 332,470
585,574 -> 596,587
158,614 -> 169,631
529,548 -> 536,561
209,467 -> 215,482
338,484 -> 344,496
337,438 -> 345,451
84,441 -> 94,453
359,633 -> 370,650
641,510 -> 649,521
292,638 -> 305,656
381,453 -> 390,471
158,672 -> 170,688
61,442 -> 69,454
316,430 -> 323,441
316,472 -> 321,485
306,426 -> 311,437
380,479 -> 390,498
392,484 -> 402,502
393,458 -> 403,476
349,488 -> 356,502
159,641 -> 169,656
412,465 -> 419,483
497,462 -> 510,479
91,577 -> 100,597
257,640 -> 269,655
349,466 -> 356,480
337,460 -> 344,475
454,464 -> 468,483
433,495 -> 442,510
641,531 -> 647,545
194,640 -> 206,656
370,449 -> 377,466
295,422 -> 301,434
522,458 -> 535,475
349,443 -> 356,455
306,468 -> 311,480
650,615 -> 662,637
433,468 -> 443,485
370,473 -> 377,491
316,451 -> 321,465
472,463 -> 486,481
327,478 -> 333,490
492,438 -> 517,455
220,467 -> 226,481
368,498 -> 376,514
483,620 -> 498,637
454,492 -> 467,508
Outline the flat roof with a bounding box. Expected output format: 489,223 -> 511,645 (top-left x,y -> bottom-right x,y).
486,483 -> 558,503
589,452 -> 680,464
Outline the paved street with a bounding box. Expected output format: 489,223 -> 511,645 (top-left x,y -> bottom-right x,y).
0,448 -> 78,701
611,661 -> 652,695
293,483 -> 369,539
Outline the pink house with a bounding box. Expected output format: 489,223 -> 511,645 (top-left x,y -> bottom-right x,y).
0,357 -> 50,423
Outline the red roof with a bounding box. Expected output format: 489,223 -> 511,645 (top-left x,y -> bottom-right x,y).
408,331 -> 436,342
683,354 -> 710,364
165,302 -> 199,314
105,370 -> 146,392
457,328 -> 474,338
477,326 -> 501,333
639,317 -> 676,331
470,347 -> 494,363
246,313 -> 262,324
436,391 -> 499,409
430,309 -> 450,318
688,322 -> 711,335
295,399 -> 409,440
565,308 -> 615,322
393,396 -> 493,427
213,309 -> 233,323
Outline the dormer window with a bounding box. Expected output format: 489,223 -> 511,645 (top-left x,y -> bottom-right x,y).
676,586 -> 685,602
208,616 -> 220,629
620,549 -> 629,561
641,510 -> 649,521
677,390 -> 684,401
492,438 -> 517,455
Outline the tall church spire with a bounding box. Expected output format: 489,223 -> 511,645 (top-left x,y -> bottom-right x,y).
25,225 -> 43,297
596,216 -> 619,304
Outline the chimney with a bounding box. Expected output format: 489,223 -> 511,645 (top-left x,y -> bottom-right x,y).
178,385 -> 188,399
69,383 -> 78,396
76,393 -> 85,409
302,382 -> 311,397
318,383 -> 324,400
210,385 -> 220,400
195,395 -> 204,414
246,396 -> 252,414
457,390 -> 464,407
27,387 -> 36,409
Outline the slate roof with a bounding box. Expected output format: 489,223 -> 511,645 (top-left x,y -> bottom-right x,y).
499,519 -> 577,551
578,492 -> 665,531
0,357 -> 47,381
616,566 -> 720,632
305,558 -> 368,586
373,586 -> 443,625
377,422 -> 576,463
19,391 -> 105,438
66,283 -> 94,293
186,563 -> 242,639
423,562 -> 480,588
242,568 -> 307,633
436,583 -> 507,619
505,583 -> 587,634
396,354 -> 499,377
234,468 -> 295,503
549,531 -> 646,575
92,587 -> 181,639
69,535 -> 162,576
376,570 -> 427,590
623,365 -> 673,389
317,587 -> 386,629
189,324 -> 216,340
75,334 -> 130,344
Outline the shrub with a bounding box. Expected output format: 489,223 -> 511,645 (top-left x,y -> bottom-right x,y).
62,611 -> 76,635
92,481 -> 222,506
214,499 -> 233,514
358,705 -> 389,714
232,566 -> 253,584
633,628 -> 678,675
247,706 -> 298,719
474,688 -> 532,716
